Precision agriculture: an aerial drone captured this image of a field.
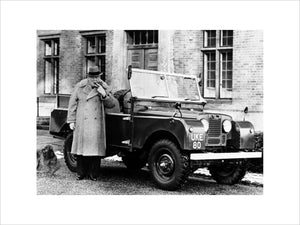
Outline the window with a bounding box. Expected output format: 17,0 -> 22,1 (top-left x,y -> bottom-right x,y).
206,52 -> 216,88
204,30 -> 216,48
221,30 -> 233,47
221,51 -> 233,90
202,30 -> 233,99
84,35 -> 106,80
127,30 -> 158,46
127,30 -> 158,71
43,39 -> 59,94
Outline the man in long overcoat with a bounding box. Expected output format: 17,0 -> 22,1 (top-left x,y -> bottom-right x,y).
67,66 -> 113,181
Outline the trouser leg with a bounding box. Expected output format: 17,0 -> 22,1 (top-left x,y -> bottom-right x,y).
89,156 -> 101,178
76,155 -> 87,177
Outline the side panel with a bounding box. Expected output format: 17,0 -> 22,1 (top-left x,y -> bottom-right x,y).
132,116 -> 188,150
106,113 -> 131,148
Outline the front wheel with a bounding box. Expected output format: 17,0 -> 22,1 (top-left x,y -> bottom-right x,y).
209,163 -> 246,185
148,139 -> 190,191
64,132 -> 77,172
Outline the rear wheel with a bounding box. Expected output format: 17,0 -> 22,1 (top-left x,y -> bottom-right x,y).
148,139 -> 190,191
64,132 -> 77,172
209,163 -> 246,185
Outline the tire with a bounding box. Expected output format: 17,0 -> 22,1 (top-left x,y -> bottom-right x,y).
122,153 -> 146,171
148,139 -> 190,191
63,132 -> 77,172
209,163 -> 246,185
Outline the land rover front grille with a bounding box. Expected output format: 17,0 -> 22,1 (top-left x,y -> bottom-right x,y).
208,117 -> 221,137
205,116 -> 227,147
207,138 -> 220,145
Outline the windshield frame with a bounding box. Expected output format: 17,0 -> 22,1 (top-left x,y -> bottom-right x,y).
128,68 -> 206,105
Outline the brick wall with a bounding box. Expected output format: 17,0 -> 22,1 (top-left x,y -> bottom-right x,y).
173,30 -> 202,77
59,30 -> 84,94
233,30 -> 263,112
109,30 -> 130,92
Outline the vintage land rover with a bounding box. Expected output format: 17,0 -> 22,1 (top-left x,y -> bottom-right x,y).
50,67 -> 262,191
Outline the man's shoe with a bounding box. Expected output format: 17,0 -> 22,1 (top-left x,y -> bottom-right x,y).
76,175 -> 85,180
89,175 -> 97,181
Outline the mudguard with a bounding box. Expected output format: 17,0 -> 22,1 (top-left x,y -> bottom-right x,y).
49,108 -> 69,136
132,116 -> 189,150
230,121 -> 255,150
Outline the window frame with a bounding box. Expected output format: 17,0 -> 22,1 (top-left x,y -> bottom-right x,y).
126,30 -> 158,49
220,30 -> 233,47
204,30 -> 217,48
201,30 -> 233,99
83,33 -> 106,80
42,38 -> 60,95
126,30 -> 159,71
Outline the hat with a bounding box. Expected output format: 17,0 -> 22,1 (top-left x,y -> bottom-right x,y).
88,66 -> 101,76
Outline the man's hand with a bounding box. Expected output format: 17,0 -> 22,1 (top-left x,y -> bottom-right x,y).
69,122 -> 75,130
97,85 -> 107,98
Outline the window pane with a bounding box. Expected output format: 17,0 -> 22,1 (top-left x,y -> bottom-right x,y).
98,56 -> 105,72
141,31 -> 147,44
211,52 -> 216,61
148,30 -> 154,43
53,59 -> 59,94
87,36 -> 96,54
222,62 -> 227,70
134,31 -> 141,44
211,80 -> 216,88
98,56 -> 106,80
86,57 -> 96,73
127,31 -> 133,44
45,41 -> 52,56
98,36 -> 106,53
222,30 -> 233,47
222,71 -> 227,79
45,59 -> 52,93
211,62 -> 216,70
228,52 -> 232,60
207,80 -> 212,87
210,38 -> 216,47
222,80 -> 226,88
54,40 -> 59,56
206,30 -> 216,47
211,71 -> 216,80
228,62 -> 232,70
154,30 -> 158,43
228,80 -> 232,89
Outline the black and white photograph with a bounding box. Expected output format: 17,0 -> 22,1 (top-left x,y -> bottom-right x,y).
1,1 -> 299,225
36,29 -> 264,194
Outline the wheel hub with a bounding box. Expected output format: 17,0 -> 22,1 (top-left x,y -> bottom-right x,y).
157,154 -> 174,176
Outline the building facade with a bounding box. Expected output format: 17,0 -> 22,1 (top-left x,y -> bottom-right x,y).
37,30 -> 263,131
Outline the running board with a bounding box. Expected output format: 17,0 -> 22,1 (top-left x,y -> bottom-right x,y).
190,152 -> 262,160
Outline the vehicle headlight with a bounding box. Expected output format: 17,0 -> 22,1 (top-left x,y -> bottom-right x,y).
222,120 -> 232,133
200,119 -> 209,132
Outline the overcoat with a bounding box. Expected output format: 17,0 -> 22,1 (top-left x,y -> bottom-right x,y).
67,79 -> 110,156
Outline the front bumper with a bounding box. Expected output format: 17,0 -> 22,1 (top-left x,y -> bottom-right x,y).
190,152 -> 262,160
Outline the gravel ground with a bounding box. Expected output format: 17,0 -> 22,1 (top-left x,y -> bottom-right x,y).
37,158 -> 263,195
